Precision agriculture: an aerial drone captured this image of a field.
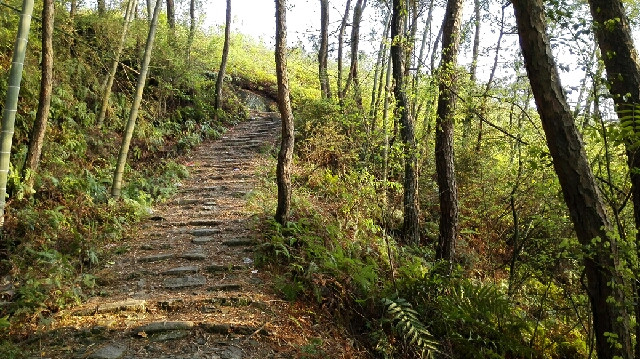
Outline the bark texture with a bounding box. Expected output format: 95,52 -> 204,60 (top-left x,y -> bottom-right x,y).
434,0 -> 463,263
391,0 -> 419,245
0,0 -> 34,230
513,1 -> 632,358
112,0 -> 162,198
342,0 -> 366,110
166,0 -> 175,30
23,0 -> 55,191
318,0 -> 331,99
274,0 -> 295,225
214,0 -> 231,118
586,2 -> 640,357
336,0 -> 351,107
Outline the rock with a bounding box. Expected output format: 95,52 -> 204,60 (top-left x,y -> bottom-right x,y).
180,251 -> 207,260
138,253 -> 174,263
163,275 -> 207,289
88,344 -> 126,359
133,321 -> 195,335
74,299 -> 146,316
150,330 -> 189,342
162,266 -> 199,275
207,283 -> 242,292
188,219 -> 222,226
192,237 -> 216,244
191,228 -> 221,237
204,264 -> 247,273
222,238 -> 257,247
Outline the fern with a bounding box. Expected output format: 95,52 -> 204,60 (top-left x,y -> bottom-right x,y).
382,297 -> 438,358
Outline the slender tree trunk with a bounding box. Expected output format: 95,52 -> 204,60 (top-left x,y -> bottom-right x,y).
585,2 -> 640,357
512,1 -> 632,358
462,0 -> 481,139
146,0 -> 152,20
0,0 -> 34,232
97,0 -> 137,128
342,0 -> 367,111
369,13 -> 391,130
166,0 -> 175,31
318,0 -> 331,99
391,0 -> 419,245
214,0 -> 231,118
429,23 -> 443,73
274,0 -> 295,225
337,0 -> 351,108
434,0 -> 463,264
111,0 -> 162,198
188,0 -> 196,61
22,0 -> 54,192
97,0 -> 106,15
382,48 -> 392,186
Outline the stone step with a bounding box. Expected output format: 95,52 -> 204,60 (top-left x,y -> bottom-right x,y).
205,264 -> 248,273
162,266 -> 199,275
222,238 -> 257,247
73,299 -> 147,316
138,253 -> 174,263
163,275 -> 207,289
208,283 -> 242,292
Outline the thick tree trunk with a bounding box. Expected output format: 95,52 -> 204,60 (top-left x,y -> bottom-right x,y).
337,0 -> 351,108
585,2 -> 640,358
512,1 -> 632,358
434,0 -> 463,264
97,0 -> 137,128
318,0 -> 331,99
70,0 -> 77,18
391,0 -> 419,245
22,0 -> 55,192
274,0 -> 295,225
111,0 -> 162,198
214,0 -> 231,118
0,0 -> 34,231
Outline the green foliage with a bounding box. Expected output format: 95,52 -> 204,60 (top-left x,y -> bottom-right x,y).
381,297 -> 438,358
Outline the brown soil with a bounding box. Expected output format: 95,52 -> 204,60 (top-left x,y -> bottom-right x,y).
17,112 -> 370,359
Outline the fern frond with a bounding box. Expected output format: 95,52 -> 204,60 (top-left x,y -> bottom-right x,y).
382,297 -> 438,358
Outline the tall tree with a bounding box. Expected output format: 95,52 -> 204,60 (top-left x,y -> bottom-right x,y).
585,1 -> 640,356
111,0 -> 162,198
97,0 -> 106,15
22,0 -> 55,192
342,0 -> 367,110
97,0 -> 137,128
166,0 -> 175,31
391,0 -> 419,244
336,0 -> 352,107
214,0 -> 231,119
318,0 -> 331,99
0,0 -> 35,231
274,0 -> 295,224
434,0 -> 463,263
188,0 -> 196,61
512,0 -> 632,357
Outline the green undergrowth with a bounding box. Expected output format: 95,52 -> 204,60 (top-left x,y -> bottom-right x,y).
250,97 -> 592,358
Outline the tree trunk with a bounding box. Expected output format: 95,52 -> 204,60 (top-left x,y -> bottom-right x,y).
462,0 -> 481,139
342,0 -> 366,111
274,0 -> 295,225
146,0 -> 153,20
369,13 -> 391,130
318,0 -> 331,99
111,0 -> 162,198
337,0 -> 351,108
166,0 -> 175,30
391,0 -> 419,245
97,0 -> 137,128
434,0 -> 463,264
214,0 -> 231,118
97,0 -> 106,15
0,0 -> 34,232
22,0 -> 54,192
70,0 -> 77,18
585,1 -> 640,358
188,0 -> 196,61
512,1 -> 632,358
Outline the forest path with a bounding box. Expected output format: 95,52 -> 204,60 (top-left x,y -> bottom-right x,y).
25,112 -> 361,358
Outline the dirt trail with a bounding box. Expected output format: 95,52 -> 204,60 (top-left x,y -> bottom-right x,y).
23,112 -> 363,359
